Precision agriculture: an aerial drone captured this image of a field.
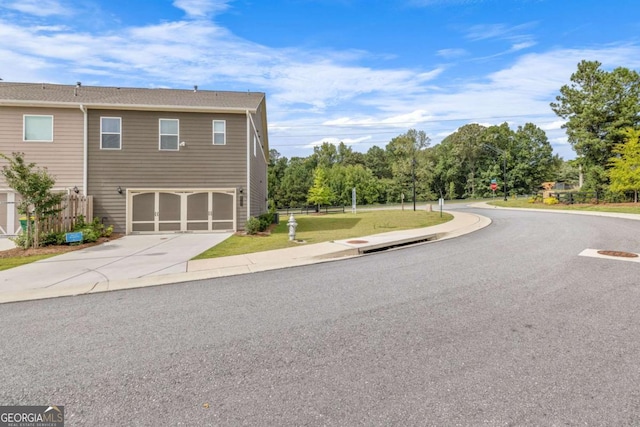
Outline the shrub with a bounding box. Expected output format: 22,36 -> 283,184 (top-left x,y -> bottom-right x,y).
245,217 -> 261,235
257,212 -> 275,232
543,197 -> 559,205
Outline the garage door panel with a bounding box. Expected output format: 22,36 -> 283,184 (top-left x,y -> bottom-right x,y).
159,222 -> 181,232
187,193 -> 208,221
132,223 -> 155,232
187,222 -> 209,231
132,193 -> 155,222
212,193 -> 233,220
213,222 -> 234,230
159,193 -> 181,221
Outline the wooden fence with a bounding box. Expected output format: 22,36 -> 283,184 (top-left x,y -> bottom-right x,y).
40,194 -> 94,234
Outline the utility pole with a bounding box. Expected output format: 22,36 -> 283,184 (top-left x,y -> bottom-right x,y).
412,157 -> 416,211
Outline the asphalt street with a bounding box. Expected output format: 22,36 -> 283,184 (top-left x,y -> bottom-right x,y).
2,206 -> 640,426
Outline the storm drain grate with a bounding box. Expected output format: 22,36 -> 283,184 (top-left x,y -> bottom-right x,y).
597,250 -> 638,258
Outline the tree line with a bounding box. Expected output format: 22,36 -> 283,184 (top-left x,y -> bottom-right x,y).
269,60 -> 640,209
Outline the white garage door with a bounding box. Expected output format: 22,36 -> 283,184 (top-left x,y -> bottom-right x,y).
127,189 -> 236,234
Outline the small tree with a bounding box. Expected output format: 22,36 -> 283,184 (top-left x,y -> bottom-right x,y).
307,167 -> 334,210
0,152 -> 65,248
609,129 -> 640,202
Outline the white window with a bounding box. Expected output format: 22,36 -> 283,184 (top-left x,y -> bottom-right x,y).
101,117 -> 121,149
213,120 -> 226,145
159,119 -> 179,151
24,115 -> 53,142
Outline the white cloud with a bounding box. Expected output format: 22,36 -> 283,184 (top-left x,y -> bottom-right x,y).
540,120 -> 566,131
3,0 -> 70,17
172,0 -> 232,18
436,48 -> 467,58
307,136 -> 372,148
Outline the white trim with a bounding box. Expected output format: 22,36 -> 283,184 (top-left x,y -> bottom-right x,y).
212,120 -> 226,145
23,114 -> 54,142
159,118 -> 180,151
100,116 -> 122,150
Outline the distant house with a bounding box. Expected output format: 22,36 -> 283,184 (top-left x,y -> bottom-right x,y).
0,82 -> 269,234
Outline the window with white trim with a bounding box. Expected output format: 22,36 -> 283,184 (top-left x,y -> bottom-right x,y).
24,115 -> 53,142
101,117 -> 121,149
159,119 -> 179,151
213,120 -> 226,145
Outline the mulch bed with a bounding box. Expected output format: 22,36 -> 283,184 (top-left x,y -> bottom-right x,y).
0,233 -> 124,259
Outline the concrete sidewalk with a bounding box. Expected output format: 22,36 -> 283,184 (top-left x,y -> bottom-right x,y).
0,211 -> 490,304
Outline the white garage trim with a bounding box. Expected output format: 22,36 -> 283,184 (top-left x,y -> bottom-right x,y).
126,188 -> 237,234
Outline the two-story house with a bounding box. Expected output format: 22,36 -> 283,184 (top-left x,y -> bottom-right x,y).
0,82 -> 269,235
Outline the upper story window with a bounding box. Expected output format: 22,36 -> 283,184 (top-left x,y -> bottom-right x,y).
23,115 -> 53,142
213,120 -> 226,145
101,117 -> 121,150
159,119 -> 179,151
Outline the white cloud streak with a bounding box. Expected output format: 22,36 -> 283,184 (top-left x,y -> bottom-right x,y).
3,0 -> 70,16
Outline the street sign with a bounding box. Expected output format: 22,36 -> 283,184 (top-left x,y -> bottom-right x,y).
490,182 -> 498,191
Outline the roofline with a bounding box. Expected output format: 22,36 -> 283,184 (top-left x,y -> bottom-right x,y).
0,100 -> 259,114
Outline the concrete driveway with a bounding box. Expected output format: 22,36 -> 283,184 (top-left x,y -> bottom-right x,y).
0,233 -> 232,293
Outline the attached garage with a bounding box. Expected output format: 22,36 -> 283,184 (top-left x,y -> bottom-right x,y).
126,189 -> 236,234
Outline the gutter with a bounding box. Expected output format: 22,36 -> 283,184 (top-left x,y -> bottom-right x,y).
246,110 -> 251,220
0,100 -> 258,114
80,104 -> 88,195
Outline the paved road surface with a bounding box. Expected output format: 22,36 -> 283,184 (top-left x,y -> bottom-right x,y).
2,207 -> 639,426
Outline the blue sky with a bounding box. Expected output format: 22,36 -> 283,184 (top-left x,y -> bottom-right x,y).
1,0 -> 640,160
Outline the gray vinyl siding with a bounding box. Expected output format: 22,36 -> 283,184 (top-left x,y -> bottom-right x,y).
87,109 -> 248,233
0,106 -> 84,191
249,100 -> 268,217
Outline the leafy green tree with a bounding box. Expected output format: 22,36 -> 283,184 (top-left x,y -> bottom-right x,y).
310,142 -> 338,169
508,123 -> 560,194
0,152 -> 64,248
279,157 -> 314,207
329,164 -> 381,205
267,149 -> 289,208
386,129 -> 431,204
609,128 -> 640,202
443,124 -> 486,197
364,145 -> 392,180
551,60 -> 640,191
337,142 -> 366,167
307,167 -> 334,208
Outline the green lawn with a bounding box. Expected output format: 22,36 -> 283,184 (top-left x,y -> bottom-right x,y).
489,199 -> 640,214
193,210 -> 453,259
0,254 -> 57,271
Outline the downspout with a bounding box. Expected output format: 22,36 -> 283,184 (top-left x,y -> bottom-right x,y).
246,110 -> 251,221
79,104 -> 88,195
